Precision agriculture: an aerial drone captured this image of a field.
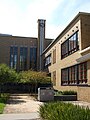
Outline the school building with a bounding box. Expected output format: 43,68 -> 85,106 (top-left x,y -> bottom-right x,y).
0,12 -> 90,102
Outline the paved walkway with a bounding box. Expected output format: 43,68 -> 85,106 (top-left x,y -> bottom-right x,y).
0,94 -> 90,120
0,94 -> 43,120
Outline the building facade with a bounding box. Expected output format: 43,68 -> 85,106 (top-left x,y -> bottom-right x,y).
0,12 -> 90,102
0,20 -> 53,71
43,12 -> 90,102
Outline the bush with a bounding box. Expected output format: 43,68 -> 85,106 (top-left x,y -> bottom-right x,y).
62,90 -> 77,95
55,90 -> 77,96
18,70 -> 51,93
0,93 -> 10,114
39,102 -> 90,120
19,70 -> 51,84
0,64 -> 19,84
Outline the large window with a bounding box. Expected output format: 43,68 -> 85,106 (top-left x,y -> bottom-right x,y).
61,31 -> 79,59
10,46 -> 18,70
30,47 -> 37,70
61,62 -> 87,85
20,47 -> 27,71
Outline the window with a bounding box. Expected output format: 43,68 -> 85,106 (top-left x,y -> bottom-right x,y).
44,54 -> 51,68
61,62 -> 87,85
61,68 -> 68,85
53,49 -> 56,64
61,31 -> 79,59
78,62 -> 87,83
20,47 -> 27,71
10,46 -> 18,70
52,71 -> 56,86
30,47 -> 37,70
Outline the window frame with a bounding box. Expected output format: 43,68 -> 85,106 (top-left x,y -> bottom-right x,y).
61,62 -> 87,86
30,47 -> 37,70
61,31 -> 79,59
10,46 -> 18,70
20,47 -> 28,71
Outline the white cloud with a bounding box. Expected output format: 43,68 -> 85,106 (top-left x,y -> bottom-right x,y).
0,0 -> 63,38
0,0 -> 90,39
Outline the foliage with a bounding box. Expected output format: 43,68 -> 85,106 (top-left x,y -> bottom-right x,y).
18,70 -> 51,84
0,93 -> 10,114
62,90 -> 77,95
0,93 -> 10,103
0,64 -> 19,84
55,90 -> 77,96
18,70 -> 51,94
39,101 -> 90,120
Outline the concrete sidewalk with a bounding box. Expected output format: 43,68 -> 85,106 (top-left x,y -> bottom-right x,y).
0,113 -> 40,120
0,94 -> 42,120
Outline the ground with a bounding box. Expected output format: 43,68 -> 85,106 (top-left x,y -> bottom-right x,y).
0,94 -> 43,120
0,94 -> 90,120
4,94 -> 43,114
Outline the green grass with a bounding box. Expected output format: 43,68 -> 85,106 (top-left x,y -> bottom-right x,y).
0,93 -> 10,114
0,103 -> 5,114
39,102 -> 90,120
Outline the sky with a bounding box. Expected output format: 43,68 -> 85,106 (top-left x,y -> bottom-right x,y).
0,0 -> 90,39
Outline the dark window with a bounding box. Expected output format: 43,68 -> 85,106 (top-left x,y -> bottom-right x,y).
44,54 -> 51,68
61,31 -> 79,59
61,62 -> 87,85
10,46 -> 18,70
61,68 -> 68,85
78,62 -> 87,83
20,47 -> 27,71
30,47 -> 37,70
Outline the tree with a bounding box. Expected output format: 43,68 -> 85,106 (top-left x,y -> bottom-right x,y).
19,70 -> 51,94
0,64 -> 19,96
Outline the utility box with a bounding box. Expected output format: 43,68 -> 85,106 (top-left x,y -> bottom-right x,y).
38,87 -> 54,102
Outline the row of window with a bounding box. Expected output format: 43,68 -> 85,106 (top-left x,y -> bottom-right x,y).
61,31 -> 79,59
10,46 -> 37,71
61,62 -> 87,85
44,31 -> 79,67
52,62 -> 87,86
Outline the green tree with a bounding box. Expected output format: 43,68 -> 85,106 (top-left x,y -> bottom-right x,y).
0,64 -> 19,96
19,70 -> 51,94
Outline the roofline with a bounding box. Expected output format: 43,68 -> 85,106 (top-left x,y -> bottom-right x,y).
12,35 -> 37,39
42,12 -> 90,54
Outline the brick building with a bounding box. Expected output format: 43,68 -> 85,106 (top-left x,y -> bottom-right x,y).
0,19 -> 53,71
0,12 -> 90,102
43,12 -> 90,102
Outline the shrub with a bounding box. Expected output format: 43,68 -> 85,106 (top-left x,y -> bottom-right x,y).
18,70 -> 51,93
18,70 -> 51,84
0,64 -> 19,84
62,90 -> 77,95
54,90 -> 77,96
39,102 -> 90,120
0,93 -> 10,114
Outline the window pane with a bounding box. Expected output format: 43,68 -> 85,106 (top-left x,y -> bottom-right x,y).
10,46 -> 18,70
61,68 -> 68,85
20,47 -> 27,71
30,47 -> 37,70
61,31 -> 79,59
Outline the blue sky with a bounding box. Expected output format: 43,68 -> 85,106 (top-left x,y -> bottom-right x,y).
0,0 -> 90,39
